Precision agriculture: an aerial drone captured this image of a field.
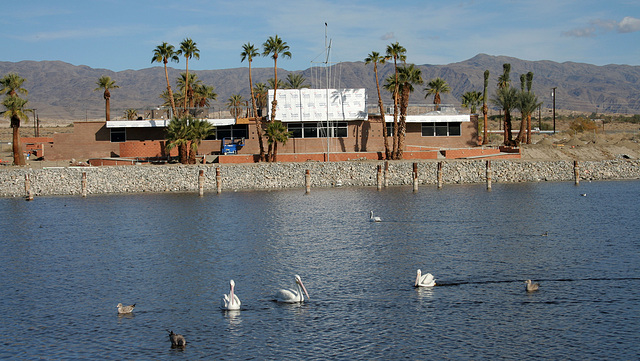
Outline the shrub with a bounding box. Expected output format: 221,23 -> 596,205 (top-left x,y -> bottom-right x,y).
569,117 -> 598,133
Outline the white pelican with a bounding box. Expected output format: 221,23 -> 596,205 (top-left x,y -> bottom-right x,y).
525,279 -> 540,292
414,269 -> 436,287
221,279 -> 241,310
168,330 -> 186,348
370,211 -> 381,222
580,193 -> 587,197
116,303 -> 136,314
274,275 -> 310,303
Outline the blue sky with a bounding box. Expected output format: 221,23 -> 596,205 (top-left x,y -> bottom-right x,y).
2,0 -> 639,71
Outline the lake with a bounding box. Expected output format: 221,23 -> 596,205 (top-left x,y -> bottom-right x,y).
1,180 -> 639,360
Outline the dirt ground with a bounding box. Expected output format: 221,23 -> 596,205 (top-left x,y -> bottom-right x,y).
1,120 -> 640,166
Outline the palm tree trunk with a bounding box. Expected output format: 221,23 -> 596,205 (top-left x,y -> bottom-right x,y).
504,111 -> 515,146
516,112 -> 527,144
105,96 -> 111,121
272,141 -> 278,162
397,87 -> 410,159
392,60 -> 399,160
527,113 -> 532,144
184,59 -> 189,115
270,57 -> 279,122
482,104 -> 489,145
164,62 -> 177,117
11,117 -> 25,165
374,64 -> 390,159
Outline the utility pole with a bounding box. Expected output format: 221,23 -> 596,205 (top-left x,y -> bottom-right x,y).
551,87 -> 557,134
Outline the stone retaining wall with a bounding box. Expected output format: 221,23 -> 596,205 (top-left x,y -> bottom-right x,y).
1,159 -> 639,198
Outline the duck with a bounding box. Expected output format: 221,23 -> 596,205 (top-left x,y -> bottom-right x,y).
116,303 -> 135,314
168,330 -> 186,348
525,279 -> 540,292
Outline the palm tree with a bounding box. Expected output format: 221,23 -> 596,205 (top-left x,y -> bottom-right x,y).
491,86 -> 519,146
385,42 -> 406,159
151,42 -> 180,117
192,83 -> 217,108
241,42 -> 266,162
0,73 -> 28,97
227,94 -> 245,119
177,38 -> 200,114
263,35 -> 292,122
365,51 -> 391,159
187,118 -> 214,164
125,109 -> 138,120
516,72 -> 541,144
391,64 -> 423,159
253,82 -> 268,116
267,78 -> 286,90
176,72 -> 202,111
165,116 -> 191,164
482,70 -> 490,145
461,91 -> 483,114
284,73 -> 310,89
497,63 -> 511,89
1,95 -> 29,165
425,77 -> 450,111
94,75 -> 119,121
264,121 -> 291,162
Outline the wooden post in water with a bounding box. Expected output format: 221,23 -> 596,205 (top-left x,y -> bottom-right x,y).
384,161 -> 389,187
413,162 -> 419,192
25,174 -> 33,201
305,169 -> 311,194
486,160 -> 492,191
81,172 -> 87,197
574,160 -> 580,185
198,169 -> 204,196
376,165 -> 382,190
216,167 -> 222,194
437,161 -> 443,189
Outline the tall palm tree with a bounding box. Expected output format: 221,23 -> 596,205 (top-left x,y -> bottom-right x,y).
0,73 -> 28,97
192,83 -> 217,108
1,95 -> 29,165
94,75 -> 119,121
284,73 -> 310,89
227,94 -> 245,119
482,70 -> 490,145
177,38 -> 200,114
461,91 -> 483,114
491,86 -> 519,146
165,116 -> 191,164
497,63 -> 511,89
241,42 -> 266,162
391,64 -> 423,159
385,42 -> 406,159
365,51 -> 391,159
263,35 -> 292,123
187,118 -> 214,164
151,42 -> 180,117
264,121 -> 291,162
425,77 -> 450,111
516,71 -> 541,144
125,109 -> 138,120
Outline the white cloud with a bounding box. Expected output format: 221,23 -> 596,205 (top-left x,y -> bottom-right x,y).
380,32 -> 395,41
617,16 -> 640,33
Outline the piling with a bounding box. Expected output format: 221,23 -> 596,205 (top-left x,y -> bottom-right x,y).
384,161 -> 389,187
305,169 -> 311,194
376,165 -> 382,190
486,160 -> 492,191
198,169 -> 204,196
216,167 -> 222,194
25,174 -> 33,201
81,172 -> 87,197
412,162 -> 419,192
437,161 -> 443,189
574,160 -> 580,185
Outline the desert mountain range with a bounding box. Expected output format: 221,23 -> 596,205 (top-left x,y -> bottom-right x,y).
1,54 -> 639,122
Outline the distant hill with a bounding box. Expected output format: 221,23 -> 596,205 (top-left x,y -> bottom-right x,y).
1,54 -> 639,122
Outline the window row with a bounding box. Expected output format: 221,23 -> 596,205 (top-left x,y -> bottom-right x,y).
287,122 -> 348,138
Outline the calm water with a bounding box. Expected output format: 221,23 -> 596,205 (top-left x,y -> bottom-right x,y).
1,180 -> 639,360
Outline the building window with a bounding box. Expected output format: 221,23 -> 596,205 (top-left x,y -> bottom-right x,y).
386,123 -> 394,137
288,122 -> 347,138
422,122 -> 461,136
205,125 -> 248,140
110,128 -> 126,142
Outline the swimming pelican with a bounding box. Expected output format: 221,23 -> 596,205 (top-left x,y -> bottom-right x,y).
414,269 -> 436,287
168,330 -> 186,348
525,279 -> 540,292
220,279 -> 241,311
116,303 -> 136,314
274,275 -> 310,303
370,211 -> 381,222
580,193 -> 587,197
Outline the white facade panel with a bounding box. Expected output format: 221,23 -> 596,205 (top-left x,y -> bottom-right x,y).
268,88 -> 367,122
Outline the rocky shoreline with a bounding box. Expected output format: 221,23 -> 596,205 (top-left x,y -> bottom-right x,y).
1,159 -> 639,198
